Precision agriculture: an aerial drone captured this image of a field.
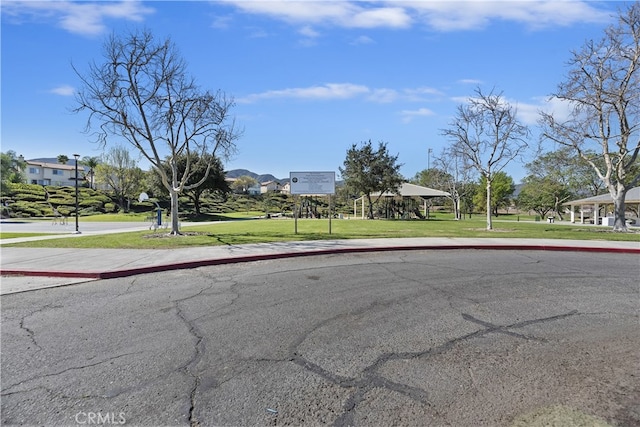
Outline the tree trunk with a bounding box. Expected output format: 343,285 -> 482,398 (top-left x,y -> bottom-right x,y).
193,194 -> 201,215
366,194 -> 375,219
486,178 -> 493,230
454,195 -> 461,220
554,196 -> 564,220
612,188 -> 628,232
170,189 -> 180,234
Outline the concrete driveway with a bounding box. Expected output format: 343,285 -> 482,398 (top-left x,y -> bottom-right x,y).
1,250 -> 638,426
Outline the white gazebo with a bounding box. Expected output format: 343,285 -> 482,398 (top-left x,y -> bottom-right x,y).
564,186 -> 640,225
354,183 -> 450,219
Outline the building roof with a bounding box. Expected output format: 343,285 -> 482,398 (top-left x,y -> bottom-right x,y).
25,160 -> 77,170
564,186 -> 640,205
372,183 -> 450,198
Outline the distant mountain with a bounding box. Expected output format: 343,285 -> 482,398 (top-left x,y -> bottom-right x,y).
30,157 -> 73,165
225,169 -> 284,183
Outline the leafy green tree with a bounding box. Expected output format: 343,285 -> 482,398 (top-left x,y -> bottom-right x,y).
150,153 -> 229,215
95,145 -> 144,212
527,148 -> 605,197
517,176 -> 572,218
1,151 -> 25,195
412,168 -> 450,189
411,167 -> 453,218
442,87 -> 529,230
459,181 -> 478,219
339,140 -> 403,219
540,3 -> 640,231
522,147 -> 606,219
473,172 -> 515,216
230,175 -> 258,194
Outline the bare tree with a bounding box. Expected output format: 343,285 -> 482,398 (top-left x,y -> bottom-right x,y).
442,87 -> 529,230
74,30 -> 240,234
539,4 -> 640,231
432,146 -> 476,220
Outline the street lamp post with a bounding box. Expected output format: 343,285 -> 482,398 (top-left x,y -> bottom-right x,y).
73,154 -> 81,234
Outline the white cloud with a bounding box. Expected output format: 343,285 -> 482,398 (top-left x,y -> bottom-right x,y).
238,83 -> 371,103
458,79 -> 483,85
399,107 -> 435,123
49,85 -> 75,96
526,96 -> 574,123
400,0 -> 612,31
220,1 -> 411,29
2,0 -> 154,36
350,35 -> 375,45
239,83 -> 447,104
446,94 -> 573,126
404,86 -> 445,101
349,6 -> 411,29
219,1 -> 612,32
299,25 -> 320,38
367,88 -> 399,103
498,96 -> 573,125
211,15 -> 233,30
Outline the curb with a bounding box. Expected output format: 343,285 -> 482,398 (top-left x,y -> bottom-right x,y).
2,244 -> 639,280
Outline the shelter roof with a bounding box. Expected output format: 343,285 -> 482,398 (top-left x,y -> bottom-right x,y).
564,186 -> 640,205
372,183 -> 450,198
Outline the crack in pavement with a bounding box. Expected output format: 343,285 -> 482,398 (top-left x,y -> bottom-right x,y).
19,314 -> 43,352
1,351 -> 143,395
15,303 -> 64,353
114,276 -> 140,298
171,285 -> 216,427
281,309 -> 581,426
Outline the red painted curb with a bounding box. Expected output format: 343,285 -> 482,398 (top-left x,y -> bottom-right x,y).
0,270 -> 102,279
1,244 -> 638,280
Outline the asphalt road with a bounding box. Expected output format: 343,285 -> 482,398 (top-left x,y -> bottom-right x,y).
1,250 -> 638,426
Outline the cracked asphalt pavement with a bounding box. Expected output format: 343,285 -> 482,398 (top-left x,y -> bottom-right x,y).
1,250 -> 638,426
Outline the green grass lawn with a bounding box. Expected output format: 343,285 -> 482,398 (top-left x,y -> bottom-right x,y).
3,217 -> 638,249
77,211 -> 266,222
0,232 -> 55,239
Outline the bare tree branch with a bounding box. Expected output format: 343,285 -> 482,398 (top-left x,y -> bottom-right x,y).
74,30 -> 242,234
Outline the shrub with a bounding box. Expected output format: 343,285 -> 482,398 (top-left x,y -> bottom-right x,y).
11,201 -> 47,217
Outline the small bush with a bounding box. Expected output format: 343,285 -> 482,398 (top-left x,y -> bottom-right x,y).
80,197 -> 106,209
11,201 -> 47,217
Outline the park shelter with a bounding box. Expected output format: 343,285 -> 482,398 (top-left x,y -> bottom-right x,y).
354,183 -> 450,219
564,186 -> 640,225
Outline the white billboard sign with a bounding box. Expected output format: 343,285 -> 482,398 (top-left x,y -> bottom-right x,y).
289,171 -> 335,195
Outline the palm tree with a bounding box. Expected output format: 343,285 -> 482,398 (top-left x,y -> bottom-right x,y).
81,156 -> 100,190
57,154 -> 69,165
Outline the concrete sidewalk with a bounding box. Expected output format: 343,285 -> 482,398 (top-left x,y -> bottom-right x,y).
1,237 -> 638,295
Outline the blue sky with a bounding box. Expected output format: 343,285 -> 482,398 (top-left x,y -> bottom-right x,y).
1,1 -> 627,182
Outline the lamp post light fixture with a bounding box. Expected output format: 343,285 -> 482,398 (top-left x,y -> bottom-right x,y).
73,154 -> 81,234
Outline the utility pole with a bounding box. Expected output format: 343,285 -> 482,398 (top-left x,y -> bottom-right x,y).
73,153 -> 81,234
